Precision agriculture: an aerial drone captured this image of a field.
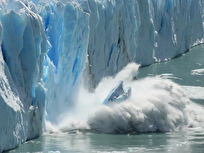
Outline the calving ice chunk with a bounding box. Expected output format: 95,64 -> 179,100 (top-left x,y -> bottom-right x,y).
102,81 -> 131,105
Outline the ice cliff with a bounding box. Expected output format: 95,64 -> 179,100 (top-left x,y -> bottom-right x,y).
86,0 -> 204,87
0,0 -> 204,152
0,1 -> 46,151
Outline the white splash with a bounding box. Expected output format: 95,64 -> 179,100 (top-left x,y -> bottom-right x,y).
191,69 -> 204,75
46,63 -> 204,134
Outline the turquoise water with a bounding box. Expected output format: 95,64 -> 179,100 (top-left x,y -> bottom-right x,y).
6,129 -> 204,153
138,45 -> 204,87
8,45 -> 204,153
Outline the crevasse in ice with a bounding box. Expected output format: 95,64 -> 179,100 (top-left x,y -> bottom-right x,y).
0,0 -> 204,152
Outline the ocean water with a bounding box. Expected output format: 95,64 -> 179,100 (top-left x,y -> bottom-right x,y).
7,44 -> 204,153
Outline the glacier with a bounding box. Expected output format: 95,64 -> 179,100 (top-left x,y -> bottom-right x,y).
0,0 -> 204,152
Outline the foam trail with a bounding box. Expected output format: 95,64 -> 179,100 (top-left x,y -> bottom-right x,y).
46,63 -> 204,134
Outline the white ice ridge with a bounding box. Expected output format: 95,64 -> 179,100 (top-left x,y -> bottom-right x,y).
0,0 -> 203,152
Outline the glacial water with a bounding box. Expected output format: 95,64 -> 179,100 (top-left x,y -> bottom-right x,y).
7,44 -> 204,153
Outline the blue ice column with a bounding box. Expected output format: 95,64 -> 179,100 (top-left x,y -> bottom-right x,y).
0,4 -> 47,151
44,2 -> 90,123
0,10 -> 26,91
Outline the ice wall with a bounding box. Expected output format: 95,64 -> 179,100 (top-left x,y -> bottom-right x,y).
0,1 -> 46,152
86,0 -> 204,88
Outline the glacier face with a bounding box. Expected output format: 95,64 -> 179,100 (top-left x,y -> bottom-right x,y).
86,0 -> 204,88
0,0 -> 204,152
0,1 -> 46,152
